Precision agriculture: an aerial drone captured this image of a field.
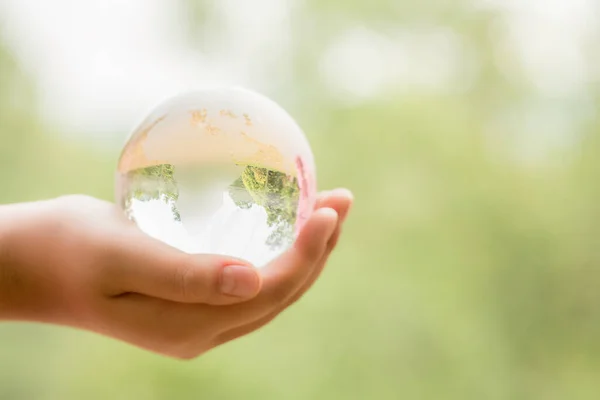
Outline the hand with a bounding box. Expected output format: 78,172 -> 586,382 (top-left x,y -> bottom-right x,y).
0,189 -> 352,359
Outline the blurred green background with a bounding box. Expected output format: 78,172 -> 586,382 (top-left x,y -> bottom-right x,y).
1,0 -> 599,399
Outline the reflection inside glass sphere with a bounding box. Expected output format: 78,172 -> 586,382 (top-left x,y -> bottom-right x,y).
116,87 -> 316,266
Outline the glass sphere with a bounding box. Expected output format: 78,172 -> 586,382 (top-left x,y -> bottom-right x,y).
115,87 -> 317,266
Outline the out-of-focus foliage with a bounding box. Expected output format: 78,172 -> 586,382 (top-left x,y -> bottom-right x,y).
1,0 -> 600,399
0,43 -> 115,204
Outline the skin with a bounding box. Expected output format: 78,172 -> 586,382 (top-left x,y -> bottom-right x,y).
0,189 -> 353,359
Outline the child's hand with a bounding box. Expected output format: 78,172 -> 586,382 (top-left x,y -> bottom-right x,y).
0,190 -> 352,359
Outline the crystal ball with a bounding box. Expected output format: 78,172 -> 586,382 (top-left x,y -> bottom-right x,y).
115,87 -> 316,266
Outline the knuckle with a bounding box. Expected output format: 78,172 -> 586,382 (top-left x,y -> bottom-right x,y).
53,195 -> 102,216
174,258 -> 201,302
56,194 -> 94,204
171,347 -> 209,360
162,341 -> 201,360
174,256 -> 221,303
157,327 -> 214,360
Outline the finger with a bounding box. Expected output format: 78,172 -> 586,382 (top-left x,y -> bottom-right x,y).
214,191 -> 353,345
316,189 -> 353,248
104,235 -> 262,305
214,201 -> 351,346
203,206 -> 339,328
294,189 -> 353,289
97,293 -> 216,359
314,188 -> 353,213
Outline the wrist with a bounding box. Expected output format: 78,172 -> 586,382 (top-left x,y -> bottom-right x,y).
0,203 -> 23,319
0,200 -> 62,321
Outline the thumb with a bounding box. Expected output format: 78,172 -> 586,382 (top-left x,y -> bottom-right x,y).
107,234 -> 262,305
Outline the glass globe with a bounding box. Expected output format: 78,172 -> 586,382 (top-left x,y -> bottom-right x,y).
115,87 -> 316,266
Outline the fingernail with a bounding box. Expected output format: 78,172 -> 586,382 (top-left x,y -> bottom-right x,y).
220,265 -> 260,298
331,188 -> 354,200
